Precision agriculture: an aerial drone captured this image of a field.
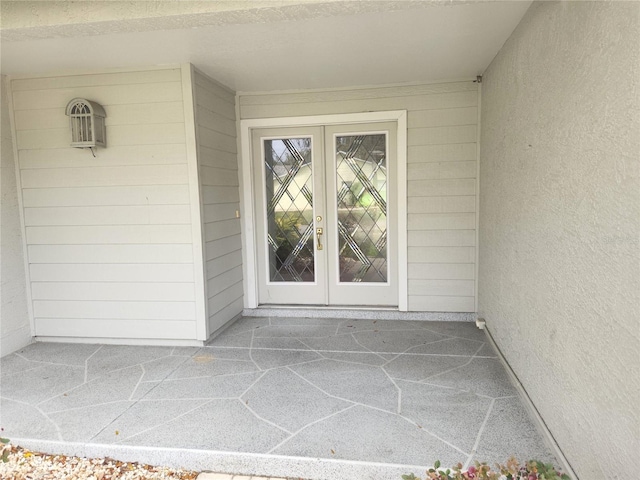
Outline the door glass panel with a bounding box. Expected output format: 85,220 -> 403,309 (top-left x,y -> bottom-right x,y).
264,137 -> 315,282
335,134 -> 388,283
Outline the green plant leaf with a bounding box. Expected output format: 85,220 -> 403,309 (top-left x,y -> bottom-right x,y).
0,438 -> 9,444
402,474 -> 418,480
434,460 -> 441,469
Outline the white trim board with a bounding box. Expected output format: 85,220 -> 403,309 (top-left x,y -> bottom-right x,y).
5,76 -> 37,339
239,110 -> 408,311
181,63 -> 209,341
474,83 -> 482,313
35,336 -> 204,347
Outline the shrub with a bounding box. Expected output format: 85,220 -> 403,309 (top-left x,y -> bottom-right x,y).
402,458 -> 570,480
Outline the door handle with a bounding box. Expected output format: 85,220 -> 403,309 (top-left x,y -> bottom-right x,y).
316,228 -> 323,250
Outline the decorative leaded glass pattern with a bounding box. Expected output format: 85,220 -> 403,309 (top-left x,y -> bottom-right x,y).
264,138 -> 315,282
335,134 -> 388,283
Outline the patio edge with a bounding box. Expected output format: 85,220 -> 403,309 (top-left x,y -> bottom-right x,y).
10,438 -> 432,480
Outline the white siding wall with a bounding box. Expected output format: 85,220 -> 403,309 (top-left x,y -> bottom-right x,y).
193,70 -> 243,332
10,67 -> 202,341
239,82 -> 478,312
1,75 -> 32,355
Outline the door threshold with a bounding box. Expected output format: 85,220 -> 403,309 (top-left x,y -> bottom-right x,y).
257,304 -> 398,311
243,306 -> 475,322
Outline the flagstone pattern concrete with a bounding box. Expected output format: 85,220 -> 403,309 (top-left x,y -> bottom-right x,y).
0,317 -> 556,479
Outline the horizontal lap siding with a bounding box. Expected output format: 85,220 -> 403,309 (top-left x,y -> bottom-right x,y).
12,68 -> 199,340
30,264 -> 195,282
240,81 -> 477,312
31,282 -> 196,301
193,71 -> 243,333
35,318 -> 197,340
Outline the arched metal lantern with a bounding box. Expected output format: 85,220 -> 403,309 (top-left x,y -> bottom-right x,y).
65,98 -> 106,148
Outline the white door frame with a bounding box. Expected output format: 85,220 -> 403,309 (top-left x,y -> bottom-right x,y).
239,111 -> 408,311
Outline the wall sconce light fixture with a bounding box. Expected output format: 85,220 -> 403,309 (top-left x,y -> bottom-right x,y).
65,98 -> 106,149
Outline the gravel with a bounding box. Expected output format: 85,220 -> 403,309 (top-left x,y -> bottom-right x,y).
0,444 -> 199,479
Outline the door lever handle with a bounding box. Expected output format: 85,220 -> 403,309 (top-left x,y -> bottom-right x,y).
316,228 -> 323,250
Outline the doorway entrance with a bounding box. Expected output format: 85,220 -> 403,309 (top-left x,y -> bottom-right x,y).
252,122 -> 397,306
240,111 -> 408,309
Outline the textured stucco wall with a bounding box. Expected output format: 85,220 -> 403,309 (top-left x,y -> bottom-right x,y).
1,75 -> 32,356
479,2 -> 639,479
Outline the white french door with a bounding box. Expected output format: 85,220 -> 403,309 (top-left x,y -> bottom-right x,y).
252,122 -> 398,306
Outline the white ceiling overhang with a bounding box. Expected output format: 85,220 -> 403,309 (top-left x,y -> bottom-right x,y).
0,1 -> 532,92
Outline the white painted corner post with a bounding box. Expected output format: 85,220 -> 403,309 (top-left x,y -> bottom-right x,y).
181,63 -> 209,341
5,75 -> 37,340
238,115 -> 258,309
475,82 -> 481,314
397,111 -> 408,312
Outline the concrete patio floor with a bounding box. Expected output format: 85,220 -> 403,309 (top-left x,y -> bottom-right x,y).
0,317 -> 556,479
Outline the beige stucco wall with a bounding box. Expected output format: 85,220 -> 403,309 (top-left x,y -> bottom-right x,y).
1,75 -> 32,356
479,2 -> 639,479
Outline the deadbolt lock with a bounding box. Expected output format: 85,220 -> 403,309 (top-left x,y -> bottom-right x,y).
316,216 -> 322,222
